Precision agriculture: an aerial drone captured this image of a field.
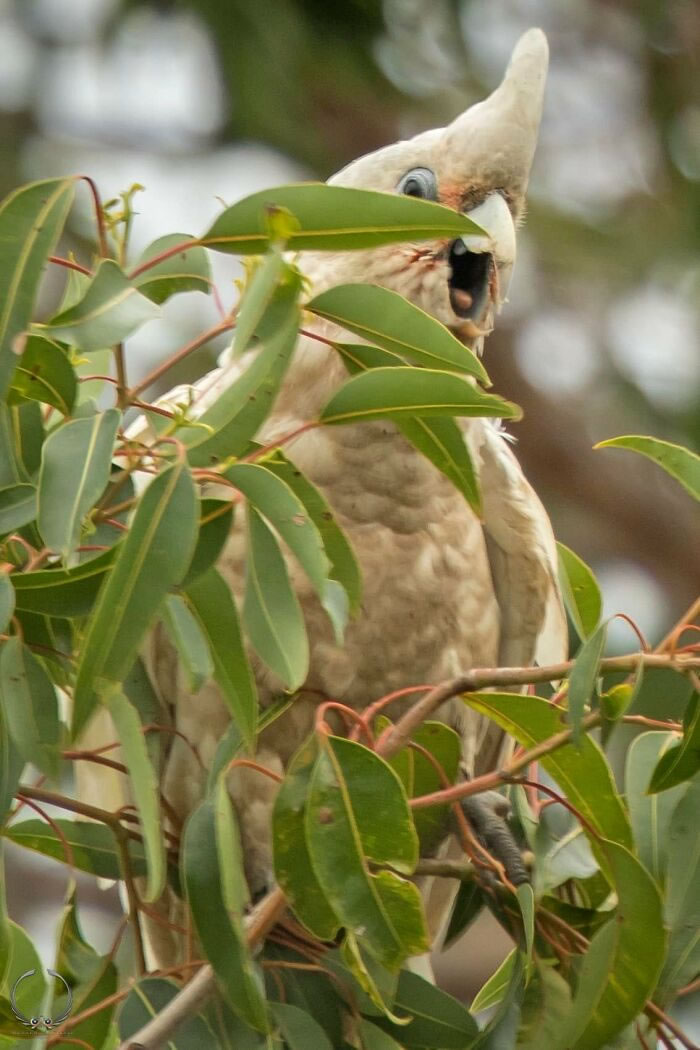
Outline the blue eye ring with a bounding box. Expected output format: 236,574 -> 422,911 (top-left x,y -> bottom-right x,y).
397,167 -> 438,200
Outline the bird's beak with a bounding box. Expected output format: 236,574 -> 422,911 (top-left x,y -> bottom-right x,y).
448,192 -> 516,320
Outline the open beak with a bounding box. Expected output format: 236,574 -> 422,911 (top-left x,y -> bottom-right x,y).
448,192 -> 516,322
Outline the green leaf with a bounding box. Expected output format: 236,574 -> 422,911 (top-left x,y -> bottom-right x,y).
560,844 -> 665,1049
319,367 -> 520,426
306,736 -> 427,969
182,796 -> 269,1032
37,409 -> 120,560
0,920 -> 46,1031
73,461 -> 197,737
0,636 -> 60,778
372,968 -> 479,1048
243,506 -> 309,692
214,772 -> 250,921
517,964 -> 572,1050
8,336 -> 76,414
517,883 -> 535,959
202,182 -> 487,254
270,1002 -> 333,1050
444,879 -> 484,948
0,701 -> 23,826
118,977 -> 218,1048
272,737 -> 340,941
594,435 -> 700,501
0,484 -> 36,535
357,1018 -> 405,1050
133,233 -> 211,304
567,621 -> 607,745
67,954 -> 118,1050
557,542 -> 602,640
309,284 -> 489,383
648,693 -> 700,793
162,593 -> 214,693
337,343 -> 481,511
227,462 -> 346,638
41,259 -> 159,351
625,732 -> 686,880
11,545 -> 116,617
181,499 -> 234,588
233,250 -> 287,357
392,720 -> 461,855
0,177 -> 75,400
3,818 -> 146,879
104,687 -> 164,902
471,948 -> 518,1013
464,693 -> 633,879
263,449 -> 362,615
186,276 -> 301,466
0,577 -> 13,636
655,775 -> 700,1005
185,567 -> 258,754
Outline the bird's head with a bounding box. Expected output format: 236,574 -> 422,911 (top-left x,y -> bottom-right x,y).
304,28 -> 548,353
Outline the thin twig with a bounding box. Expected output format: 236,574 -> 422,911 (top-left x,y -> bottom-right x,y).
127,316 -> 235,399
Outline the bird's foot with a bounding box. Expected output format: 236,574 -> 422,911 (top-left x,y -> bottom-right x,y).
457,789 -> 529,886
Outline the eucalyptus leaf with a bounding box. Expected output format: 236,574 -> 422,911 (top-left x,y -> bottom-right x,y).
594,434 -> 700,502
557,542 -> 602,641
0,178 -> 75,400
3,818 -> 146,879
202,182 -> 486,254
320,367 -> 520,425
0,636 -> 61,778
41,259 -> 159,351
133,233 -> 211,304
8,336 -> 76,414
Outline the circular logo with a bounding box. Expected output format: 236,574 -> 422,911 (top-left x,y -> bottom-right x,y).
9,968 -> 73,1032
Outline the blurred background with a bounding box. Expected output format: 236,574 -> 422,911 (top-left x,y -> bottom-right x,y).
2,0 -> 698,1021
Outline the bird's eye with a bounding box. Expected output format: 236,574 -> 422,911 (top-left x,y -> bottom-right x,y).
397,167 -> 437,200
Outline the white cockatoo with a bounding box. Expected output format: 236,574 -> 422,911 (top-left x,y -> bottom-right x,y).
88,27 -> 566,965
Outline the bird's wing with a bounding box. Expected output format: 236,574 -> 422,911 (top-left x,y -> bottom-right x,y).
477,422 -> 568,672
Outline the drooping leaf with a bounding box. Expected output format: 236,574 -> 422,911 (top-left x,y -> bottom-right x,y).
2,818 -> 146,879
11,545 -> 116,617
202,182 -> 486,254
272,737 -> 339,941
390,720 -> 461,855
594,434 -> 700,501
517,883 -> 535,959
73,461 -> 197,737
654,775 -> 700,1005
270,1001 -> 333,1050
647,693 -> 700,793
8,336 -> 76,414
133,233 -> 211,304
625,731 -> 686,880
0,702 -> 23,826
186,276 -> 301,466
0,577 -> 13,637
263,448 -> 362,614
444,879 -> 484,948
185,567 -> 258,754
463,693 -> 633,879
517,964 -> 572,1050
371,968 -> 479,1048
320,367 -> 520,426
243,506 -> 309,692
310,284 -> 489,383
182,796 -> 269,1032
0,920 -> 46,1033
336,343 -> 481,512
227,462 -> 347,638
117,977 -> 218,1048
0,636 -> 61,778
567,621 -> 607,745
306,735 -> 427,969
162,593 -> 214,693
557,542 -> 602,641
37,409 -> 120,560
233,250 -> 287,357
0,177 -> 75,400
104,687 -> 164,902
181,499 -> 234,588
67,953 -> 118,1050
560,841 -> 665,1050
0,484 -> 36,536
40,259 -> 159,351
